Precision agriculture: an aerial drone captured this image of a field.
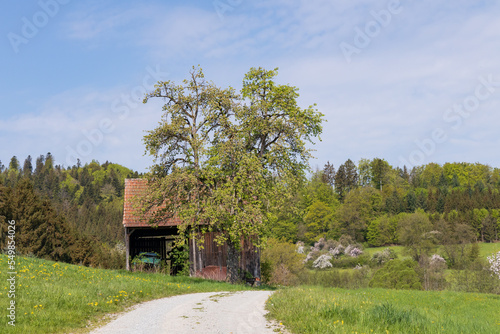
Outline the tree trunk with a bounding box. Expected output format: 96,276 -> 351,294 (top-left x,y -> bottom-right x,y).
226,238 -> 240,283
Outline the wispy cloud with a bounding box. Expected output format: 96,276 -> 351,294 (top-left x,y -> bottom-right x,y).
3,0 -> 500,171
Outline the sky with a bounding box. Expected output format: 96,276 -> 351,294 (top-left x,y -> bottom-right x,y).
1,0 -> 500,173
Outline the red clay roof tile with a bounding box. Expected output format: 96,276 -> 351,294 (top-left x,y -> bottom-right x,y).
123,178 -> 181,227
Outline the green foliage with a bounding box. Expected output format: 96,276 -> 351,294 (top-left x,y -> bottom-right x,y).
398,210 -> 438,262
369,259 -> 422,290
330,254 -> 370,269
261,238 -> 305,285
370,248 -> 398,266
335,187 -> 383,242
0,153 -> 138,269
141,66 -> 324,282
303,200 -> 333,243
366,214 -> 401,246
170,246 -> 190,276
447,259 -> 500,294
299,267 -> 371,289
334,159 -> 358,201
370,158 -> 390,190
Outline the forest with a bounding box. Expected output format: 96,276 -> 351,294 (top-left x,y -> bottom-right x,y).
1,152 -> 499,273
0,153 -> 140,269
271,158 -> 500,246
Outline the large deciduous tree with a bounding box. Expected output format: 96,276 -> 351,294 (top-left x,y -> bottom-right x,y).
141,66 -> 324,282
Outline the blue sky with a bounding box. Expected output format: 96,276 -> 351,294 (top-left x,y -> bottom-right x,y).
1,0 -> 500,173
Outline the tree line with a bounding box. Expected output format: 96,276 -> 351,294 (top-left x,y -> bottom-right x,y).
0,153 -> 140,268
269,158 -> 500,248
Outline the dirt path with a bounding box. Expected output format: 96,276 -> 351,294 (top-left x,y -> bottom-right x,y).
89,291 -> 282,334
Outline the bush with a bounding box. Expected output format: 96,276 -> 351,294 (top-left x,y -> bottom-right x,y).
298,267 -> 371,289
331,254 -> 370,269
261,238 -> 305,285
312,254 -> 333,269
369,259 -> 422,290
419,254 -> 447,291
371,248 -> 398,266
345,244 -> 363,257
170,246 -> 189,276
448,260 -> 500,294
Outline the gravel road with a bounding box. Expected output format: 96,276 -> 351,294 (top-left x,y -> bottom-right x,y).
89,291 -> 280,334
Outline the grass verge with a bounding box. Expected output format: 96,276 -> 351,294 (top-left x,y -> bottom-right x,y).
266,286 -> 500,333
0,254 -> 257,333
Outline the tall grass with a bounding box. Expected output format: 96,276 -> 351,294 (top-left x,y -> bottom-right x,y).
0,254 -> 255,333
267,286 -> 500,333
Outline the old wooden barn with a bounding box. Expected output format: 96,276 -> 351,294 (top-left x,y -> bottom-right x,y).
123,178 -> 261,281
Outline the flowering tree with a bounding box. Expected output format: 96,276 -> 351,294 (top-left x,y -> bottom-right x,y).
487,251 -> 500,279
313,254 -> 333,269
141,66 -> 324,282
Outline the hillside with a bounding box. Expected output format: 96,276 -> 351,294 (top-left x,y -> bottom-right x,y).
0,154 -> 140,268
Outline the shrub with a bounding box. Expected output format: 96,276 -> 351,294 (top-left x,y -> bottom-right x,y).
369,259 -> 422,290
371,248 -> 398,266
304,246 -> 320,263
331,254 -> 370,269
313,254 -> 333,269
339,234 -> 355,247
170,247 -> 189,276
296,241 -> 305,254
299,266 -> 371,289
345,244 -> 363,257
261,238 -> 305,285
329,244 -> 344,258
420,254 -> 447,291
448,260 -> 500,294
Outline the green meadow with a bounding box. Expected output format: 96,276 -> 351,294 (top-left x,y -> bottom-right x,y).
266,286 -> 500,334
0,254 -> 254,334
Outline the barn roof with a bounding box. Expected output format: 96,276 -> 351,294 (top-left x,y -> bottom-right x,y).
123,178 -> 181,227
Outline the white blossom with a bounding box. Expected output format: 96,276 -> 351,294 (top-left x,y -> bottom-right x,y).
345,245 -> 363,257
487,251 -> 500,279
329,244 -> 344,258
313,254 -> 333,269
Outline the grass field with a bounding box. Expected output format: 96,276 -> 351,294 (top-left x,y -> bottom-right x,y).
0,254 -> 256,334
478,242 -> 500,259
266,286 -> 500,334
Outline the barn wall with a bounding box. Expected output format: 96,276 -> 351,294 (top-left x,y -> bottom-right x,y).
126,228 -> 260,280
189,232 -> 260,280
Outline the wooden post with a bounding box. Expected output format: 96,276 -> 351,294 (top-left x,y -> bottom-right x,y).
191,235 -> 197,276
125,228 -> 135,271
125,227 -> 130,271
